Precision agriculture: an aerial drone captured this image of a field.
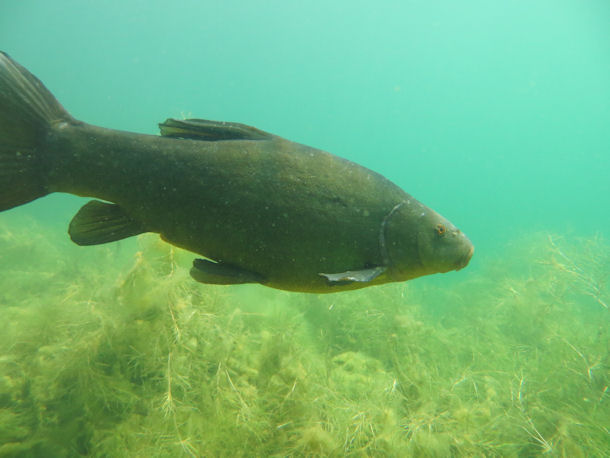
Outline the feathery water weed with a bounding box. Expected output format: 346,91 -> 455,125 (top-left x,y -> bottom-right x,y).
0,223 -> 607,456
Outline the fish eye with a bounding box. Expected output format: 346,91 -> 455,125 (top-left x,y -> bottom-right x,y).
435,223 -> 446,236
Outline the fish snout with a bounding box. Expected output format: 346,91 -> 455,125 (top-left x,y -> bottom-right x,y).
455,243 -> 474,271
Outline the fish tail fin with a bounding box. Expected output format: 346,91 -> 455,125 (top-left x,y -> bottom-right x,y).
0,51 -> 73,211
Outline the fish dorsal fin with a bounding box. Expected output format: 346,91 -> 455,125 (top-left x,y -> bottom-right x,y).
159,118 -> 273,141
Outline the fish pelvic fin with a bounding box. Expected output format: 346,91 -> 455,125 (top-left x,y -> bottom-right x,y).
190,258 -> 266,285
69,200 -> 146,245
0,52 -> 74,211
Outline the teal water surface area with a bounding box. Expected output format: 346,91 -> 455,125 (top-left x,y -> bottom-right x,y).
1,1 -> 608,456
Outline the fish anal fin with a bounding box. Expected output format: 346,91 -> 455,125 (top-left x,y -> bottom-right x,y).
69,200 -> 145,245
319,266 -> 386,285
190,258 -> 266,285
159,118 -> 273,141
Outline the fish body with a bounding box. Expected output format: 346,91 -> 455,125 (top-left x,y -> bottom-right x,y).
0,52 -> 473,293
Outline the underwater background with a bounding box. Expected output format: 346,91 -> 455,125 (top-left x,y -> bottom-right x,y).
1,0 -> 609,456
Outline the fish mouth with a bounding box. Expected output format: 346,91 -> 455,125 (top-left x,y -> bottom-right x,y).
455,245 -> 474,271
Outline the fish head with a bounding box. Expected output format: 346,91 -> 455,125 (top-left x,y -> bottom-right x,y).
416,210 -> 474,274
383,200 -> 474,279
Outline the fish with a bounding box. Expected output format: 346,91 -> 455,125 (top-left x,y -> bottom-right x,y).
0,52 -> 473,293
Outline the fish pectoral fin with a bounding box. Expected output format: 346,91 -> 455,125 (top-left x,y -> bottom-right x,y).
159,118 -> 273,141
68,200 -> 145,246
190,258 -> 266,285
319,266 -> 386,285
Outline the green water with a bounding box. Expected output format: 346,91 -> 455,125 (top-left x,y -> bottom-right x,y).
1,1 -> 609,456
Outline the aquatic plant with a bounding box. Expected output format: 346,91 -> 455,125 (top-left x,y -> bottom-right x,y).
0,218 -> 607,456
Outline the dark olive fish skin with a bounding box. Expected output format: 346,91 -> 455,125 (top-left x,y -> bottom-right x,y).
0,52 -> 473,293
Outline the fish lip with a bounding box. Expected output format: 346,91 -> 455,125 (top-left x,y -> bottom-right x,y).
455,245 -> 474,271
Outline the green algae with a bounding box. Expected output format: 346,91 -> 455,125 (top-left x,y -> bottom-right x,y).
0,220 -> 608,457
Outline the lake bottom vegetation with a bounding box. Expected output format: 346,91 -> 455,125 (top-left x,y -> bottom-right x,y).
0,219 -> 608,457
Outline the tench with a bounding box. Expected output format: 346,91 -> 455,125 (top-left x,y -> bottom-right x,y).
0,52 -> 473,293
